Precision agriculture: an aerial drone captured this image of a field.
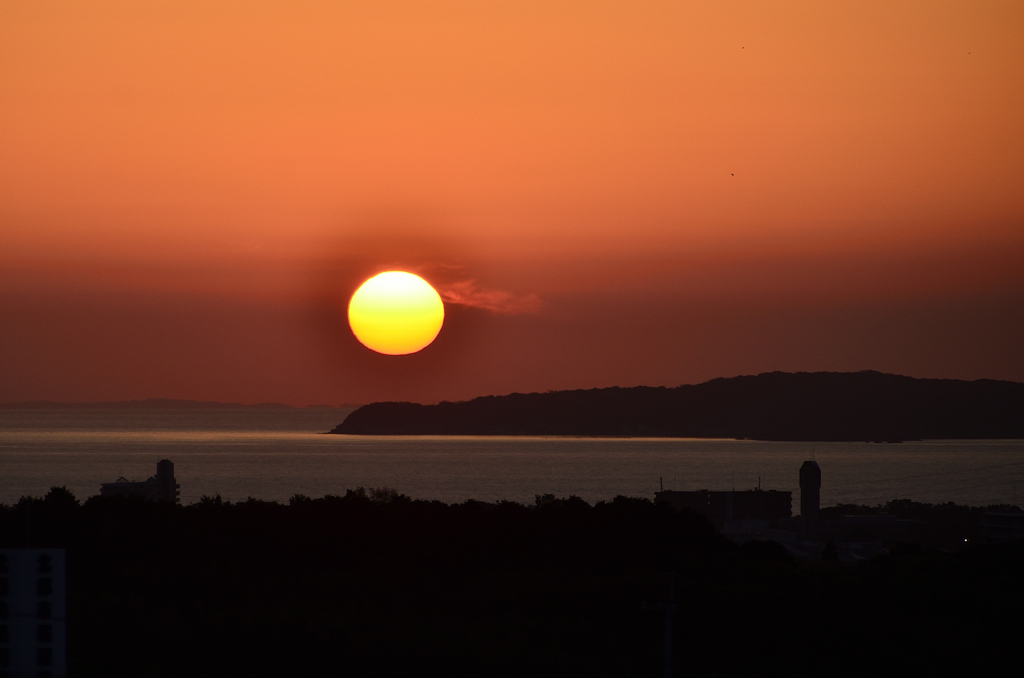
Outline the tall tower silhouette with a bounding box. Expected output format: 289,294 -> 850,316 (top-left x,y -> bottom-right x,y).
155,459 -> 180,504
800,460 -> 821,541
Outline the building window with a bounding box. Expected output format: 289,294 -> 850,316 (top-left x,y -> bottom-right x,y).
0,555 -> 7,573
37,625 -> 52,644
36,579 -> 52,597
37,647 -> 52,667
0,602 -> 7,619
0,579 -> 7,596
0,624 -> 7,642
36,556 -> 52,574
37,602 -> 52,620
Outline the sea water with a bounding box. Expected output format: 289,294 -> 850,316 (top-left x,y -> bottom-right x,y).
1,408 -> 1023,509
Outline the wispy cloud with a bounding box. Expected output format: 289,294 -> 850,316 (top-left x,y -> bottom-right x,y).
437,280 -> 542,315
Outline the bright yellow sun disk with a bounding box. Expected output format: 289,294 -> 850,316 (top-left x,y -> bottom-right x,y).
348,271 -> 445,355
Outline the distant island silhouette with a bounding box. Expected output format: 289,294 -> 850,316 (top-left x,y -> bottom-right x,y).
331,371 -> 1024,441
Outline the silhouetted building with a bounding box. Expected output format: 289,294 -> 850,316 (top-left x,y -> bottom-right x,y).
980,507 -> 1024,541
799,460 -> 821,541
0,549 -> 67,678
100,459 -> 180,504
654,488 -> 792,529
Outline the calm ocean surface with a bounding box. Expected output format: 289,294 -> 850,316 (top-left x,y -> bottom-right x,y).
2,408 -> 1023,509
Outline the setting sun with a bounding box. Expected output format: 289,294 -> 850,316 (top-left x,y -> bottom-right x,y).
348,271 -> 445,355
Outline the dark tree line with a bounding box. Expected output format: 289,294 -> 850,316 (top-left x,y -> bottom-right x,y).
2,488 -> 1023,677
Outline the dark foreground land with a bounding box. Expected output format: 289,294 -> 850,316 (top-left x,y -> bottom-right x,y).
3,489 -> 1024,678
333,370 -> 1024,440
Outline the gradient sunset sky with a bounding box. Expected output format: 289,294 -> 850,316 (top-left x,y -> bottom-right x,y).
2,1 -> 1022,406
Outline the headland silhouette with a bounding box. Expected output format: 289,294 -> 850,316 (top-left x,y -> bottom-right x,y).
331,370 -> 1024,440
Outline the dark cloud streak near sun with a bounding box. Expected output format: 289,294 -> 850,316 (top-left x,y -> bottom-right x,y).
436,279 -> 542,315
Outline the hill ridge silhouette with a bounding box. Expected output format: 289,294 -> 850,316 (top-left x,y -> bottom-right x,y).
330,370 -> 1024,441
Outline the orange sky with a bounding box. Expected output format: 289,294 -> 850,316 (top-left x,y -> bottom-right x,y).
2,1 -> 1022,405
